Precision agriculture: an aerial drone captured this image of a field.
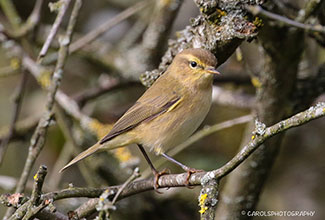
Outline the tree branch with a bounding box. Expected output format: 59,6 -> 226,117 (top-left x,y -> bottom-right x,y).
70,0 -> 149,53
7,0 -> 43,38
38,0 -> 72,60
0,69 -> 27,163
247,5 -> 325,34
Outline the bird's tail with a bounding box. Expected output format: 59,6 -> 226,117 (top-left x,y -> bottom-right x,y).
59,142 -> 102,173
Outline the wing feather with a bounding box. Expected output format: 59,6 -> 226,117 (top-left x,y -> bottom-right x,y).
99,90 -> 180,144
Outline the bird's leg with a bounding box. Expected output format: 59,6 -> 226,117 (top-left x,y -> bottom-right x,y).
137,144 -> 169,190
161,153 -> 204,186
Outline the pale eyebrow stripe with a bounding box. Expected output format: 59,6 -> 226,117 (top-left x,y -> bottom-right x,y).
179,54 -> 204,67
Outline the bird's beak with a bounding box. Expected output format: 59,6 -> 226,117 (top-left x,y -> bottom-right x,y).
205,66 -> 220,75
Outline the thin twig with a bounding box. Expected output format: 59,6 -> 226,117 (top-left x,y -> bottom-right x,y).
20,166 -> 48,220
247,5 -> 325,33
30,165 -> 47,206
0,115 -> 40,143
9,166 -> 48,220
0,0 -> 21,29
13,113 -> 53,196
10,0 -> 43,38
296,0 -> 325,23
111,167 -> 140,204
73,77 -> 139,107
22,56 -> 104,134
38,0 -> 72,60
69,0 -> 149,53
7,161 -> 51,219
118,17 -> 149,50
211,102 -> 325,179
0,69 -> 27,164
96,167 -> 140,218
119,0 -> 184,81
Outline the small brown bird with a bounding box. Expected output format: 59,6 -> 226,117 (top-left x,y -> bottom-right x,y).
60,48 -> 219,188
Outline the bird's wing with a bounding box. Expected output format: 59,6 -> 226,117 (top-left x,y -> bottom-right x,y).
99,89 -> 181,144
60,88 -> 181,173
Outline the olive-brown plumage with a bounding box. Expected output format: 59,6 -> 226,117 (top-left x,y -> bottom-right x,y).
60,48 -> 219,176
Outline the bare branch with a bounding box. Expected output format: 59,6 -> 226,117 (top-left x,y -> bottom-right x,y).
9,0 -> 43,38
0,70 -> 27,163
0,115 -> 40,143
14,110 -> 54,195
297,0 -> 325,22
247,5 -> 325,33
70,0 -> 149,53
111,167 -> 140,205
30,165 -> 47,206
0,0 -> 21,28
38,0 -> 72,60
96,167 -> 140,218
73,77 -> 140,107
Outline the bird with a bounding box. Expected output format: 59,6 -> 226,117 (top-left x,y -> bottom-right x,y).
60,48 -> 219,188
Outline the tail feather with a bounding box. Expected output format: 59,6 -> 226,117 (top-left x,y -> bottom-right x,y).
59,142 -> 101,173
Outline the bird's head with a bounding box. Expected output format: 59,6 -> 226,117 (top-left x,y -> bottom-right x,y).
169,48 -> 219,82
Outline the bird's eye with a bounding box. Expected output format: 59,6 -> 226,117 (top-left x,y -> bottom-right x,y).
190,61 -> 198,68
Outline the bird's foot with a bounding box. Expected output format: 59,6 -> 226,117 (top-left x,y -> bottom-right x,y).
184,167 -> 204,188
153,168 -> 170,193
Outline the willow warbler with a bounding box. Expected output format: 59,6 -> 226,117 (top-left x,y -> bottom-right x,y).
60,48 -> 219,187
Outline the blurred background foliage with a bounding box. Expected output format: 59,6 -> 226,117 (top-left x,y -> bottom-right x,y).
0,0 -> 324,219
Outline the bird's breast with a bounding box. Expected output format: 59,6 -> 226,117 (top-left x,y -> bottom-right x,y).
135,85 -> 212,154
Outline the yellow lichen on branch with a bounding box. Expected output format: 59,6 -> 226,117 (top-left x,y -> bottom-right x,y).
251,76 -> 262,88
37,70 -> 52,89
198,193 -> 208,214
253,17 -> 263,27
10,58 -> 20,70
